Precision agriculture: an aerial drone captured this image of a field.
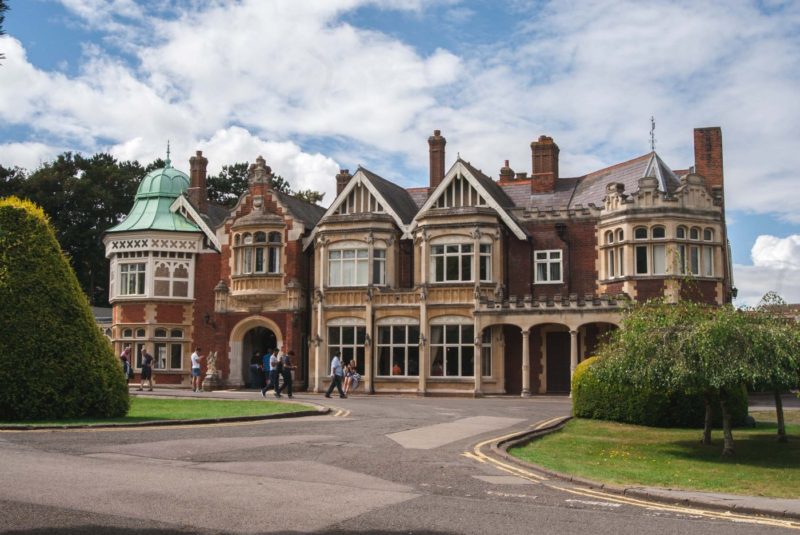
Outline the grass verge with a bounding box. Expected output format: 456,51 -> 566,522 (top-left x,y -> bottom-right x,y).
0,397 -> 313,427
510,409 -> 800,498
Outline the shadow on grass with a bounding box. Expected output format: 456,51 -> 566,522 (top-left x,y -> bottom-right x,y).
657,432 -> 800,469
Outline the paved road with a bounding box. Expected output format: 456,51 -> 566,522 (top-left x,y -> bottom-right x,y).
0,393 -> 796,534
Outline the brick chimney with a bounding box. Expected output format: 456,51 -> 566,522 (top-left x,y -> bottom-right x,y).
531,135 -> 559,193
694,127 -> 724,194
188,150 -> 208,213
499,160 -> 514,182
336,169 -> 352,195
428,129 -> 446,190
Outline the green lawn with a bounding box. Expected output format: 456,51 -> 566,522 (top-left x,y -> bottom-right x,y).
0,397 -> 312,427
511,409 -> 800,498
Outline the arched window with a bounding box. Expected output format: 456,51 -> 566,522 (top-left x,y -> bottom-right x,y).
605,231 -> 614,244
135,328 -> 146,338
704,228 -> 713,241
122,328 -> 133,338
677,226 -> 687,239
690,227 -> 700,240
615,229 -> 624,242
634,227 -> 648,240
170,329 -> 184,338
652,226 -> 666,239
154,328 -> 167,338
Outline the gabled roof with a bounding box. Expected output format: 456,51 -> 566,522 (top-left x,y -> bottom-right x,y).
170,195 -> 220,251
358,168 -> 419,224
412,159 -> 527,240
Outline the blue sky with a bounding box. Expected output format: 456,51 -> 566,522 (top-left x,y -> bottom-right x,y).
2,0 -> 800,304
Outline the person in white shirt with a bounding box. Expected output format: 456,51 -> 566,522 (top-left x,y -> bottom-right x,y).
325,351 -> 346,399
190,347 -> 204,392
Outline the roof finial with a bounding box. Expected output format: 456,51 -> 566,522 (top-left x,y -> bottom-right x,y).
649,116 -> 656,152
165,140 -> 171,167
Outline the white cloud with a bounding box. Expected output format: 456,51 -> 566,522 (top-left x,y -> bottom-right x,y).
734,234 -> 800,306
751,235 -> 800,269
2,0 -> 798,225
0,142 -> 66,171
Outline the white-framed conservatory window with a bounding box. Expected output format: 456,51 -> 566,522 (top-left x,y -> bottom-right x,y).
329,248 -> 369,286
376,323 -> 420,377
430,323 -> 474,377
431,243 -> 473,282
534,250 -> 562,283
119,263 -> 146,295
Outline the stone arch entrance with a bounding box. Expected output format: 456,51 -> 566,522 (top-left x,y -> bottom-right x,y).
229,316 -> 284,387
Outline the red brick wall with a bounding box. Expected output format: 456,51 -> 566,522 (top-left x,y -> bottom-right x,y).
116,303 -> 145,323
516,219 -> 599,298
603,281 -> 624,295
192,250 -> 221,365
506,236 -> 532,297
680,279 -> 718,304
155,303 -> 186,324
635,279 -> 665,302
694,127 -> 723,192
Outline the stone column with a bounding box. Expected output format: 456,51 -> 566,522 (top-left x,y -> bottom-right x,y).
473,321 -> 483,397
569,329 -> 579,395
521,328 -> 531,397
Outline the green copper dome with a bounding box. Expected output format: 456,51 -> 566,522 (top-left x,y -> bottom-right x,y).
107,160 -> 200,233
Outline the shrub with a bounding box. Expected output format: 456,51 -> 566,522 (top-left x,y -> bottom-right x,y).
572,356 -> 748,428
0,197 -> 129,420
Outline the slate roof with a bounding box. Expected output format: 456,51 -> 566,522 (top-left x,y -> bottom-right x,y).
359,167 -> 420,224
406,187 -> 429,209
459,159 -> 515,208
273,189 -> 327,228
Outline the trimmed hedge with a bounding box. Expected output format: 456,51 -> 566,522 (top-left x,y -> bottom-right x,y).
0,197 -> 129,420
572,357 -> 748,428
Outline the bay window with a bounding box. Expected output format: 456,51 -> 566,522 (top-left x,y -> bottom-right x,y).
430,324 -> 474,377
328,324 -> 366,375
377,324 -> 420,377
431,244 -> 472,282
120,263 -> 146,295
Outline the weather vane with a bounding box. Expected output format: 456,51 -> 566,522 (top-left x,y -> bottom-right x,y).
649,116 -> 656,152
166,140 -> 171,161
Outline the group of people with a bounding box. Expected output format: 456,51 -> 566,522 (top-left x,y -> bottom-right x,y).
259,348 -> 296,399
119,345 -> 205,393
325,351 -> 361,398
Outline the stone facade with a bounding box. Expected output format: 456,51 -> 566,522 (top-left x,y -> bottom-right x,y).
105,127 -> 731,395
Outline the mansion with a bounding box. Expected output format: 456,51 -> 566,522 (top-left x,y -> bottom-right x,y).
104,127 -> 731,395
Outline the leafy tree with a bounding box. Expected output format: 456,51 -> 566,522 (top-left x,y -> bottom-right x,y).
207,162 -> 324,207
750,292 -> 800,442
0,197 -> 129,420
294,188 -> 325,205
0,0 -> 8,61
12,153 -> 144,305
0,164 -> 26,198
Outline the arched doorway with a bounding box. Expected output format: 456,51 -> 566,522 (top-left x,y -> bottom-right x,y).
242,326 -> 277,385
229,316 -> 284,388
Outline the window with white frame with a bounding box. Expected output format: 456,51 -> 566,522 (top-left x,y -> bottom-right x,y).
372,249 -> 386,286
235,231 -> 282,275
479,244 -> 492,281
674,225 -> 714,277
120,263 -> 146,295
153,261 -> 190,297
534,250 -> 562,283
431,244 -> 473,282
329,249 -> 368,286
377,324 -> 419,377
328,324 -> 366,375
430,323 -> 474,377
153,328 -> 184,369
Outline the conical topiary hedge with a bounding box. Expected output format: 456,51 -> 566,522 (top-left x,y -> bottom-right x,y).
0,197 -> 129,420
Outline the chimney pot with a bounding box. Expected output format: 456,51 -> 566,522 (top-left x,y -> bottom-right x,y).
335,169 -> 353,195
694,127 -> 724,196
188,150 -> 209,213
531,135 -> 559,194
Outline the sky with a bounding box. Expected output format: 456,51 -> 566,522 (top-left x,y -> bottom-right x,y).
1,0 -> 799,305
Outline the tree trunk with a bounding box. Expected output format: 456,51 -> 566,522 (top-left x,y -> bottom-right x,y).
702,392 -> 713,445
719,392 -> 735,457
774,389 -> 788,443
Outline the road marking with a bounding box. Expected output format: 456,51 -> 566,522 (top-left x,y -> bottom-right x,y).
565,498 -> 621,508
486,490 -> 538,500
466,419 -> 800,531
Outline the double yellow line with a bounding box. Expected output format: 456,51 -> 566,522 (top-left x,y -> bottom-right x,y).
466,418 -> 800,531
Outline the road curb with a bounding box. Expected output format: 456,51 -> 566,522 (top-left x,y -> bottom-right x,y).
489,417 -> 800,522
0,405 -> 330,431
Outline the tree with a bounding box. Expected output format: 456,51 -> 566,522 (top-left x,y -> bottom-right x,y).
206,162 -> 324,207
750,292 -> 800,442
0,197 -> 129,420
0,164 -> 26,198
14,153 -> 144,305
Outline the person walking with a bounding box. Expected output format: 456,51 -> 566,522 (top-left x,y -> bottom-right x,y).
138,347 -> 154,391
190,347 -> 204,392
276,350 -> 296,398
120,345 -> 132,383
262,348 -> 281,397
325,351 -> 346,399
